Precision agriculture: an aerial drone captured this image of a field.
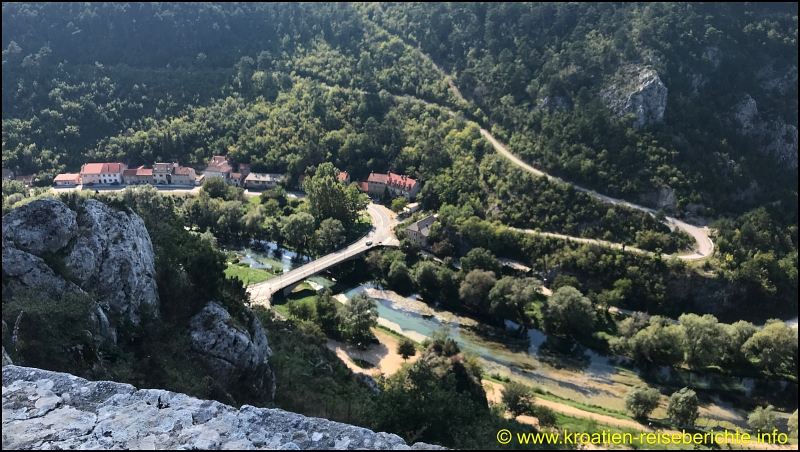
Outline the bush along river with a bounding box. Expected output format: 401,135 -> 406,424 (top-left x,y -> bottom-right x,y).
336,283 -> 796,428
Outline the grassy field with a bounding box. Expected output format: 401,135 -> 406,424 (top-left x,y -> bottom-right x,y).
224,262 -> 275,285
272,283 -> 318,318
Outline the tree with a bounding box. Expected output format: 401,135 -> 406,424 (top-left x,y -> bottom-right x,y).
533,405 -> 557,427
314,289 -> 339,335
388,260 -> 413,291
723,320 -> 758,365
304,163 -> 367,227
624,387 -> 661,419
315,218 -> 346,255
2,180 -> 28,197
241,204 -> 266,238
747,405 -> 777,432
391,197 -> 409,213
414,261 -> 440,301
460,248 -> 501,275
459,270 -> 496,310
551,274 -> 581,291
281,212 -> 315,254
743,320 -> 798,374
287,301 -> 315,321
501,381 -> 535,418
201,176 -> 230,199
667,388 -> 699,427
397,338 -> 417,361
628,317 -> 685,366
488,276 -> 541,323
541,286 -> 594,338
679,313 -> 724,368
338,292 -> 378,343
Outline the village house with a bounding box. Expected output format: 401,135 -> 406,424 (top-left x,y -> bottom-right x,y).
402,202 -> 421,215
153,162 -> 178,184
365,172 -> 421,199
204,155 -> 232,182
121,166 -> 154,185
14,175 -> 34,187
339,171 -> 350,185
244,173 -> 283,190
80,163 -> 126,185
53,173 -> 81,186
172,166 -> 196,185
406,215 -> 436,248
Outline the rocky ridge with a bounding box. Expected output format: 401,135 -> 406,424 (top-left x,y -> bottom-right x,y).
2,198 -> 160,344
1,365 -> 441,450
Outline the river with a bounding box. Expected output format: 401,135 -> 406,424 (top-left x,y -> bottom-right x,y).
337,283 -> 796,427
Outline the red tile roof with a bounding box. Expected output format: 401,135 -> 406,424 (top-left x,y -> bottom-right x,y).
209,155 -> 228,167
338,171 -> 349,181
81,163 -> 124,175
122,169 -> 138,177
230,172 -> 242,179
356,181 -> 369,192
367,172 -> 418,191
54,173 -> 80,182
174,166 -> 193,175
136,167 -> 153,176
207,164 -> 232,173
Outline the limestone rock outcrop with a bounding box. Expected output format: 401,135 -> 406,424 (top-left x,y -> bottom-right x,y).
2,198 -> 160,343
2,365 -> 442,450
602,67 -> 668,130
734,94 -> 798,169
190,302 -> 275,399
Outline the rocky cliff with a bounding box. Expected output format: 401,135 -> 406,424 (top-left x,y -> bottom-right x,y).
601,66 -> 668,130
2,198 -> 159,344
1,365 -> 440,450
734,94 -> 798,170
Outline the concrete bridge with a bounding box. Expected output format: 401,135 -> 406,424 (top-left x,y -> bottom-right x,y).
247,204 -> 398,306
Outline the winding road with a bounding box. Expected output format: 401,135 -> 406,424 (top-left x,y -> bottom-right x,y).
480,130 -> 714,260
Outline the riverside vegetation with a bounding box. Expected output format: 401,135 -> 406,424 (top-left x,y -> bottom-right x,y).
2,2 -> 797,448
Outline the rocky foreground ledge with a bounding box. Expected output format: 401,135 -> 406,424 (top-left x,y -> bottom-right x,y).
2,366 -> 442,450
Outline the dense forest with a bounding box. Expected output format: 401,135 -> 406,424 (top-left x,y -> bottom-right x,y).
371,2 -> 798,215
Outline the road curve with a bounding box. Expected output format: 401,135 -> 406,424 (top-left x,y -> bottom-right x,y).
479,129 -> 714,260
247,204 -> 397,307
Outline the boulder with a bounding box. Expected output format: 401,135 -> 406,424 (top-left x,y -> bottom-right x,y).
2,365 -> 444,450
190,302 -> 274,399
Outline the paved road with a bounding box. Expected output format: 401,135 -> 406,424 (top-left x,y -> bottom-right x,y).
479,129 -> 714,261
51,184 -> 306,199
247,204 -> 398,307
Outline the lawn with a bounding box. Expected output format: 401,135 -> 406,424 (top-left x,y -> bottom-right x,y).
224,262 -> 275,285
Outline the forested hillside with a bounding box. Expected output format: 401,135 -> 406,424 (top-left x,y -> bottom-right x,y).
371,2 -> 798,215
2,3 -> 797,317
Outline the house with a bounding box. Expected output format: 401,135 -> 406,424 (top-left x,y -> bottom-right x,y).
229,172 -> 244,187
2,168 -> 14,181
204,155 -> 232,182
173,166 -> 196,185
194,174 -> 205,186
15,175 -> 34,187
122,166 -> 154,185
406,215 -> 436,248
338,171 -> 350,185
402,202 -> 421,215
153,162 -> 178,184
53,173 -> 81,186
80,163 -> 126,185
244,173 -> 284,190
365,172 -> 421,199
